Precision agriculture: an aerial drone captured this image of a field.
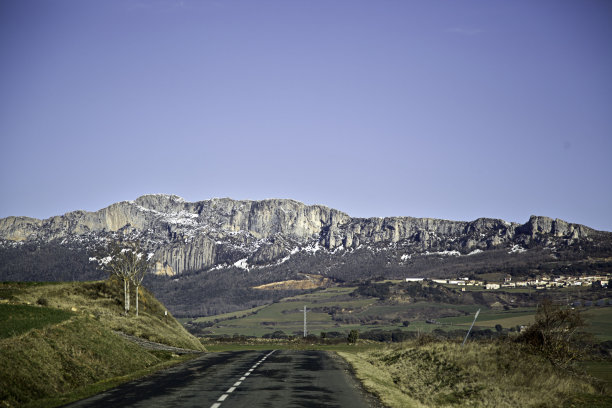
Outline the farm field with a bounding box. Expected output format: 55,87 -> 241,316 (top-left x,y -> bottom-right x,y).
178,304 -> 268,325
436,307 -> 537,328
582,307 -> 612,341
190,284 -> 612,340
198,288 -> 377,337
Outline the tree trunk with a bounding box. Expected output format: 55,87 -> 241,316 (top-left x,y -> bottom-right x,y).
135,285 -> 139,317
126,280 -> 130,314
123,278 -> 131,315
123,279 -> 127,315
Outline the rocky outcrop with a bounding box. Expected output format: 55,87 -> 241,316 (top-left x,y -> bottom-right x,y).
516,215 -> 589,240
0,217 -> 42,241
152,236 -> 217,277
0,194 -> 602,276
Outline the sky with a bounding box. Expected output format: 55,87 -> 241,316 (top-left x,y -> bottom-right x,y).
1,0 -> 611,231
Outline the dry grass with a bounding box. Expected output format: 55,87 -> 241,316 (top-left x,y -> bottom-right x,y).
339,339 -> 610,408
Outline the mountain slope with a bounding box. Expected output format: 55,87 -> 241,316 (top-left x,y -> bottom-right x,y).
1,194 -> 608,275
1,195 -> 611,315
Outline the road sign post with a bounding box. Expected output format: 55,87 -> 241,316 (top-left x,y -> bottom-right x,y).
462,308 -> 480,347
303,305 -> 309,338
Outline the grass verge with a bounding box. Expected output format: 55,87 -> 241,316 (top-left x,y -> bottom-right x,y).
24,353 -> 198,408
338,340 -> 612,408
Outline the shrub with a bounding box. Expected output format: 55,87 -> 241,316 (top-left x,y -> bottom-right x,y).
517,298 -> 591,367
347,329 -> 359,344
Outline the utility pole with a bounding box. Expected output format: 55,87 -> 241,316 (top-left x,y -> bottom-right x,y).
303,305 -> 309,338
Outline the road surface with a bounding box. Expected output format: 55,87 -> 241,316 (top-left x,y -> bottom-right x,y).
65,350 -> 381,408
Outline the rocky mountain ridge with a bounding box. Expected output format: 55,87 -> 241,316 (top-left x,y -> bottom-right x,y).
0,194 -> 604,277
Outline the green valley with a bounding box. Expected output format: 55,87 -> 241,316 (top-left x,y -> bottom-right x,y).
187,280 -> 612,342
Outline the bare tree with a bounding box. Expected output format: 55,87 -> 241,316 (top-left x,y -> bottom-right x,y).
91,240 -> 150,316
129,244 -> 150,317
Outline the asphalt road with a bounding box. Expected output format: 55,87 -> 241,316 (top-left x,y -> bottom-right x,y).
64,350 -> 381,408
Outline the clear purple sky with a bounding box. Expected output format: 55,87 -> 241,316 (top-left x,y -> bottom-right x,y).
1,0 -> 611,231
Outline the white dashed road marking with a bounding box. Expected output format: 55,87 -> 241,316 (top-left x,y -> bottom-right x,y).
209,350 -> 276,408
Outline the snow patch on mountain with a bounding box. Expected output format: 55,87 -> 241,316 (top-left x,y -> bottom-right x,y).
233,258 -> 249,270
424,250 -> 461,257
508,245 -> 527,254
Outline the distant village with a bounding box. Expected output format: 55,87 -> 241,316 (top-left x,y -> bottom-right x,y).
407,274 -> 611,291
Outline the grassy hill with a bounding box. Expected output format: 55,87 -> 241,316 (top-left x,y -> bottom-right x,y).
0,279 -> 205,407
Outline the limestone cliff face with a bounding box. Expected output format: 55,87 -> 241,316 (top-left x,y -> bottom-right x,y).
154,236 -> 217,276
0,217 -> 42,241
516,215 -> 588,240
187,197 -> 349,240
0,194 -> 600,276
